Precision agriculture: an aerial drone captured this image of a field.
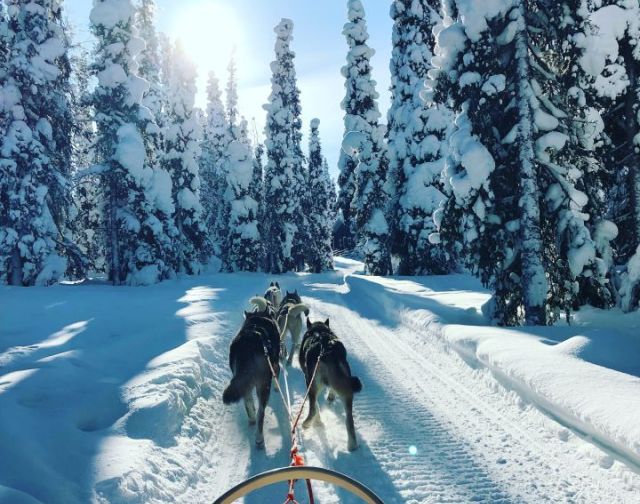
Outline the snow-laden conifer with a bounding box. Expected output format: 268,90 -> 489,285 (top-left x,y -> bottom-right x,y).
262,18 -> 306,273
91,0 -> 172,285
163,41 -> 206,274
0,0 -> 74,285
388,0 -> 451,275
306,119 -> 334,272
200,72 -> 229,259
340,0 -> 392,275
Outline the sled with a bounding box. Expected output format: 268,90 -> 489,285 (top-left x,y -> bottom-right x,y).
213,465 -> 384,503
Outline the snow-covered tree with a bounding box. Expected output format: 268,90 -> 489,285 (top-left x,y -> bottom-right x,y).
576,2 -> 640,273
136,0 -> 163,126
200,72 -> 230,257
430,0 -> 612,325
90,0 -> 172,285
70,48 -> 106,275
340,0 -> 392,275
223,139 -> 261,271
306,119 -> 334,272
226,51 -> 239,130
0,0 -> 74,286
262,18 -> 306,273
387,0 -> 451,275
163,40 -> 206,274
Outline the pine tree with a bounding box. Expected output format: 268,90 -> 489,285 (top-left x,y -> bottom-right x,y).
226,51 -> 239,131
387,0 -> 451,275
432,0 -> 611,324
200,71 -> 230,257
340,0 -> 392,275
163,40 -> 206,274
306,119 -> 334,272
262,18 -> 306,273
224,139 -> 262,271
0,0 -> 74,285
70,48 -> 106,275
90,0 -> 170,285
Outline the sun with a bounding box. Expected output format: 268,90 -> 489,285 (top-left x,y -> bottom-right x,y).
169,1 -> 244,81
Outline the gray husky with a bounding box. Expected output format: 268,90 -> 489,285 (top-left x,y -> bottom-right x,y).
222,309 -> 280,448
299,318 -> 362,451
264,281 -> 282,308
277,290 -> 309,366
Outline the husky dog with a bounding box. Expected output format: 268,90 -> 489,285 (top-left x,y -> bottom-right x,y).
277,290 -> 309,365
264,281 -> 282,309
249,295 -> 278,321
222,309 -> 280,448
299,318 -> 362,451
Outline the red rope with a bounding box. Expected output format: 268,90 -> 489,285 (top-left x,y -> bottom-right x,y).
263,344 -> 322,504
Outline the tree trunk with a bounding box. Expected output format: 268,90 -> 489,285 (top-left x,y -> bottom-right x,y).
515,2 -> 548,325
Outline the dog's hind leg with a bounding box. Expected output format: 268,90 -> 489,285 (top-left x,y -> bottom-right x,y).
302,381 -> 323,428
343,394 -> 358,451
255,379 -> 271,449
244,392 -> 256,425
286,320 -> 301,366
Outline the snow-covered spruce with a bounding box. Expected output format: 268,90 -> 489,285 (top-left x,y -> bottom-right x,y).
387,0 -> 451,275
69,48 -> 106,276
163,40 -> 206,274
305,119 -> 334,272
340,0 -> 392,276
0,0 -> 74,286
432,0 -> 611,325
200,71 -> 230,258
90,0 -> 174,286
575,0 -> 640,304
262,18 -> 307,273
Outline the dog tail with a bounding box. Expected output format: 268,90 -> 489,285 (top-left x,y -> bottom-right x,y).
351,376 -> 363,393
250,296 -> 269,312
222,373 -> 251,404
288,303 -> 309,318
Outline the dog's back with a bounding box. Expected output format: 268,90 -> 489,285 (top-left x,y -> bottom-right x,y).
299,322 -> 362,395
223,312 -> 279,404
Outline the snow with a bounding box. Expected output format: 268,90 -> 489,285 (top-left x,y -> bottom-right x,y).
114,123 -> 147,183
2,259 -> 640,503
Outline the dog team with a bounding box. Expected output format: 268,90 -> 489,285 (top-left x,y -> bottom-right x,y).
222,281 -> 362,451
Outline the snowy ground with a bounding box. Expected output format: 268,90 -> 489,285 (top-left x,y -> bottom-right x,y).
1,258 -> 639,503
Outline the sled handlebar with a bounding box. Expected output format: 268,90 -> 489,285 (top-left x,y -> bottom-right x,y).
213,465 -> 384,504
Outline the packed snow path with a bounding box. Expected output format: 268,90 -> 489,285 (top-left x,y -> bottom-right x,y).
1,259 -> 639,503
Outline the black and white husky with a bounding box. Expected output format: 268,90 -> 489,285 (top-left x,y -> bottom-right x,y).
222,308 -> 280,449
299,318 -> 362,451
263,281 -> 282,309
277,290 -> 309,366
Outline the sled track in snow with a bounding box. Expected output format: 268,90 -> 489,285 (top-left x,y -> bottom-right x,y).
301,282 -> 640,503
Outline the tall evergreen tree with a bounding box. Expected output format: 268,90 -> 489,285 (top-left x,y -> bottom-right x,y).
432,0 -> 610,325
200,71 -> 230,257
340,0 -> 392,275
90,0 -> 170,285
306,119 -> 334,272
70,48 -> 106,275
262,18 -> 306,273
387,0 -> 451,275
163,41 -> 206,274
0,0 -> 74,285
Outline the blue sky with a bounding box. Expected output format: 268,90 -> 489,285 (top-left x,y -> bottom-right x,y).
64,0 -> 394,178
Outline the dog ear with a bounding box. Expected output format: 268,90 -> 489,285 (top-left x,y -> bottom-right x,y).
270,281 -> 274,286
244,310 -> 249,318
276,282 -> 280,288
306,318 -> 312,329
325,318 -> 330,327
294,289 -> 298,294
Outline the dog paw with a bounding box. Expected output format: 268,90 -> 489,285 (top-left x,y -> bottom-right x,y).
347,439 -> 359,452
302,418 -> 313,429
255,437 -> 265,449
